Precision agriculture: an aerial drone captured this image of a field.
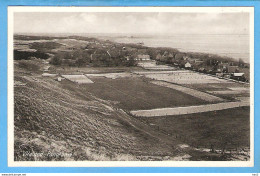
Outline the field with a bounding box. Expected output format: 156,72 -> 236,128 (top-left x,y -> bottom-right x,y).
139,107 -> 250,154
80,76 -> 208,111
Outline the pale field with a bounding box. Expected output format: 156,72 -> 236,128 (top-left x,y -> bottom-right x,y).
62,74 -> 94,84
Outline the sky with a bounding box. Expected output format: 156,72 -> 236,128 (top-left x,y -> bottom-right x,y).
13,12 -> 250,35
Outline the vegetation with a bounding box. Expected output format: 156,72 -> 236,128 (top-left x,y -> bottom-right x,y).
140,107 -> 250,151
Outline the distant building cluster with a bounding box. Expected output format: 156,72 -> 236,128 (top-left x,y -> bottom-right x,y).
153,52 -> 249,82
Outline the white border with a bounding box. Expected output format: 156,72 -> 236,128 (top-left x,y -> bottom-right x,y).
7,6 -> 254,167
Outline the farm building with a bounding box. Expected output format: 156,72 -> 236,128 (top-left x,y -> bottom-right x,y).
135,54 -> 150,61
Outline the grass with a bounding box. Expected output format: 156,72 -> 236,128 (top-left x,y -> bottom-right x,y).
140,106 -> 250,150
80,76 -> 208,111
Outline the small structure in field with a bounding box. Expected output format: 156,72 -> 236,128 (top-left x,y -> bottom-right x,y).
135,54 -> 150,61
